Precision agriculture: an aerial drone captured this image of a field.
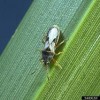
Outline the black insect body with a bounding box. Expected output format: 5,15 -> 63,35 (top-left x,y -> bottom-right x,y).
42,50 -> 54,66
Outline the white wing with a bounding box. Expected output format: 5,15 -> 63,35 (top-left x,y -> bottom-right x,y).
49,42 -> 56,53
44,41 -> 49,49
48,27 -> 58,44
44,25 -> 60,53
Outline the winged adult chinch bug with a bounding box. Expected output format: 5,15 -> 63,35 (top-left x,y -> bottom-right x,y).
41,25 -> 64,69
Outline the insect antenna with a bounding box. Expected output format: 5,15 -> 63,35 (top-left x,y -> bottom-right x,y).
46,64 -> 50,80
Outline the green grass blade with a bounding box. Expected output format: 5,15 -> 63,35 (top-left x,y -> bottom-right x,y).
0,0 -> 99,100
36,0 -> 100,100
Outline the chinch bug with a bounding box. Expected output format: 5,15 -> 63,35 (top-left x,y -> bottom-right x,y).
41,25 -> 64,69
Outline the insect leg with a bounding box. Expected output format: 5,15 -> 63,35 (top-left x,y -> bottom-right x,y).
56,40 -> 64,48
52,58 -> 62,69
42,33 -> 47,44
55,52 -> 63,55
42,37 -> 46,44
